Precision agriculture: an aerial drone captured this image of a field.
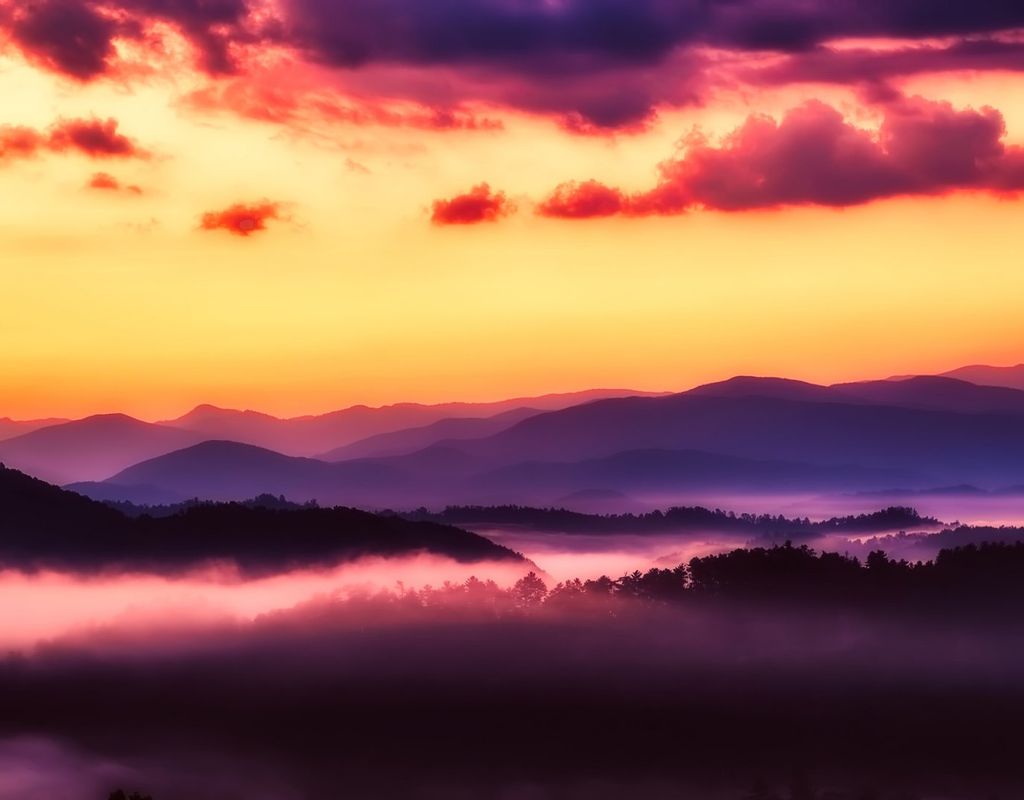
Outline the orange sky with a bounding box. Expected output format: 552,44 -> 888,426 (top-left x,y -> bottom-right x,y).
1,36 -> 1023,419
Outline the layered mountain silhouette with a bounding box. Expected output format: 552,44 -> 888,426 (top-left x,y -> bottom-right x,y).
0,464 -> 520,572
697,374 -> 1024,415
158,389 -> 661,456
10,371 -> 1024,507
837,375 -> 1024,414
78,440 -> 913,508
0,414 -> 203,485
94,440 -> 414,505
938,363 -> 1024,391
0,390 -> 653,484
320,407 -> 540,460
441,378 -> 1024,487
469,448 -> 916,499
0,416 -> 67,443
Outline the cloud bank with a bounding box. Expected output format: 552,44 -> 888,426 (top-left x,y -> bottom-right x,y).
6,1 -> 1024,129
538,96 -> 1024,216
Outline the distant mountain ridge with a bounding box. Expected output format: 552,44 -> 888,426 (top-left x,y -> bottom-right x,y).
0,389 -> 661,483
320,407 -> 541,461
447,387 -> 1024,485
0,414 -> 203,484
60,373 -> 1024,508
938,363 -> 1024,391
0,417 -> 68,443
9,371 -> 1024,504
157,389 -> 667,456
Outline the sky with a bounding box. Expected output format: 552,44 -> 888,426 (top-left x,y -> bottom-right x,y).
1,0 -> 1024,419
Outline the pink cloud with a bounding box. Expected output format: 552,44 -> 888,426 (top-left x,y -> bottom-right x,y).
200,201 -> 284,237
537,96 -> 1024,218
48,117 -> 146,158
0,117 -> 146,164
431,184 -> 515,226
182,76 -> 504,132
87,171 -> 143,193
536,180 -> 627,219
0,126 -> 48,161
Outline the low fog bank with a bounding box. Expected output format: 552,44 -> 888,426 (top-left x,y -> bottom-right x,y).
593,490 -> 1024,528
3,551 -> 1024,799
414,504 -> 1024,580
0,555 -> 535,650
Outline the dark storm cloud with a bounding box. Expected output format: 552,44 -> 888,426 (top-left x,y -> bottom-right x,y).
743,37 -> 1024,90
1,0 -> 253,80
8,0 -> 119,79
280,0 -> 1024,68
7,0 -> 1024,129
266,1 -> 1024,127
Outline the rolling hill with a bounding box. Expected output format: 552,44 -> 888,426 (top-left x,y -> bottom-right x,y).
0,464 -> 521,573
0,414 -> 203,484
320,407 -> 540,460
159,389 -> 664,456
469,448 -> 917,501
834,375 -> 1024,415
938,363 -> 1024,391
444,380 -> 1024,488
102,440 -> 413,505
75,376 -> 1024,507
0,416 -> 68,443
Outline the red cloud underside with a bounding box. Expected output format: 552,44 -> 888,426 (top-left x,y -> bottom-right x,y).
538,96 -> 1024,218
200,202 -> 283,236
431,184 -> 514,225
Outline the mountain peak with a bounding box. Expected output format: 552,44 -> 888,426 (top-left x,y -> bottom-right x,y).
686,375 -> 841,402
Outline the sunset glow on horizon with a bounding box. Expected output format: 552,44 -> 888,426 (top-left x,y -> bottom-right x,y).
3,2 -> 1024,419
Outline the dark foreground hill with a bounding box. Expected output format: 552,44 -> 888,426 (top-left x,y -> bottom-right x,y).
0,465 -> 522,573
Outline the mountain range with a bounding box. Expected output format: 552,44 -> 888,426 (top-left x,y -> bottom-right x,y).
59,371 -> 1024,509
157,388 -> 662,456
937,363 -> 1024,391
0,416 -> 69,443
0,389 -> 655,485
5,365 -> 1024,509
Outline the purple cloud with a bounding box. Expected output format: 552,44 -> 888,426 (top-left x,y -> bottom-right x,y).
7,1 -> 1024,129
538,96 -> 1024,216
1,0 -> 253,80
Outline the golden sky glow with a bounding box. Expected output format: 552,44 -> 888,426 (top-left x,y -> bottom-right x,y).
2,41 -> 1024,419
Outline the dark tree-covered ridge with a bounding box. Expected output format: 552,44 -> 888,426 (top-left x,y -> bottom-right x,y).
398,503 -> 942,536
0,465 -> 522,574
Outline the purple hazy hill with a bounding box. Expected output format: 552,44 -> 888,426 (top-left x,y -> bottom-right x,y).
0,415 -> 203,485
0,416 -> 68,443
938,363 -> 1024,391
687,376 -> 860,403
102,440 -> 414,505
159,389 -> 665,456
320,407 -> 541,461
446,378 -> 1024,487
470,448 -> 916,499
73,375 -> 1024,507
835,375 -> 1024,415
